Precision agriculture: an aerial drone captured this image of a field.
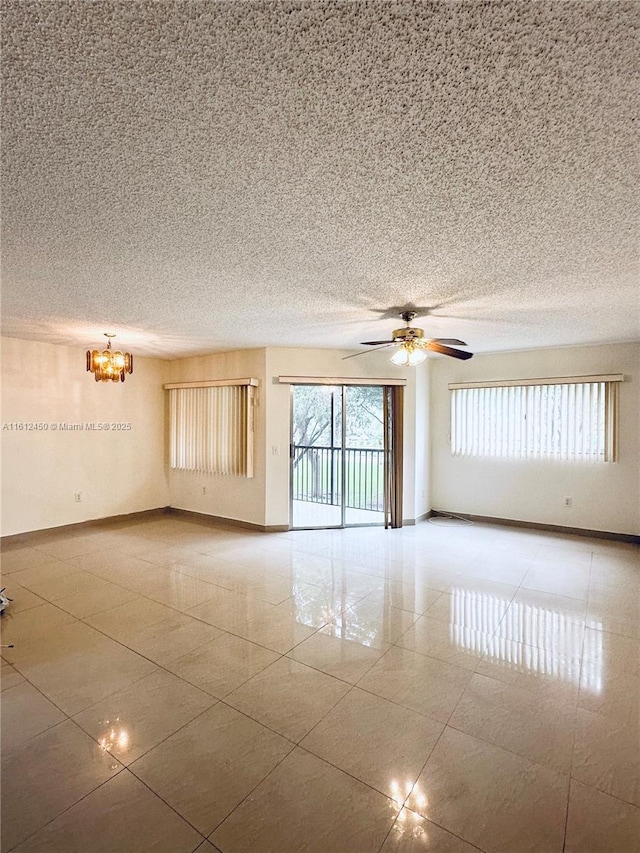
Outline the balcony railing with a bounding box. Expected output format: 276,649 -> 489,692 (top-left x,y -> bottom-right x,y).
292,445 -> 384,512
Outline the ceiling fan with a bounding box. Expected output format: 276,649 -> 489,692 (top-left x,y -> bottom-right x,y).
344,311 -> 473,365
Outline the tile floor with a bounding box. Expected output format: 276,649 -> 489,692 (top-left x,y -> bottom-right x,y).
1,514 -> 638,852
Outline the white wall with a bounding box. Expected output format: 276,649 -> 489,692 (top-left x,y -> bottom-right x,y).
1,337 -> 169,536
430,342 -> 640,535
164,349 -> 267,527
263,347 -> 423,527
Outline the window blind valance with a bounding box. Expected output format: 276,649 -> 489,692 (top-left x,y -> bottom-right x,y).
278,376 -> 406,386
448,374 -> 624,391
164,377 -> 258,390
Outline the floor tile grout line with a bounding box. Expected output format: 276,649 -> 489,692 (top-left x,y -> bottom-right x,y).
81,637 -> 356,770
2,765 -> 133,853
110,764 -> 211,844
210,670 -> 489,827
5,615 -> 216,719
72,564 -> 355,660
350,676 -> 464,725
375,547 -> 590,852
287,665 -> 361,743
376,601 -> 503,851
29,626 -> 636,831
3,602 -> 167,719
7,559 -> 632,678
1,674 -> 80,750
202,738 -> 299,842
206,739 -> 406,847
563,564 -> 592,852
379,716 -> 481,853
563,777 -> 578,853
441,718 -> 576,779
285,637 -> 392,681
7,678 -> 220,849
88,690 -> 222,767
163,642 -> 287,699
292,740 -> 402,807
77,596 -> 297,659
4,521 -> 636,850
81,555 -> 340,610
377,801 -> 489,853
7,591 -> 385,758
569,777 -> 640,810
67,617 -> 295,719
217,674 -> 352,751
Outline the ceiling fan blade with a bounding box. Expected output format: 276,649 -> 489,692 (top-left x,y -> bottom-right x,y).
426,342 -> 473,360
360,339 -> 396,346
428,338 -> 467,346
342,344 -> 396,360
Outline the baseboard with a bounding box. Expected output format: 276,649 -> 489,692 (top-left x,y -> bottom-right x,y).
431,510 -> 640,545
401,510 -> 435,527
7,505 -> 632,545
0,506 -> 291,547
0,507 -> 171,548
167,508 -> 289,533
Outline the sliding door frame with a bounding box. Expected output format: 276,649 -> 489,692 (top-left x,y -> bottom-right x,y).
288,381 -> 404,531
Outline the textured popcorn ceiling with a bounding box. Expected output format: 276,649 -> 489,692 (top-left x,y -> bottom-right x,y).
1,0 -> 638,358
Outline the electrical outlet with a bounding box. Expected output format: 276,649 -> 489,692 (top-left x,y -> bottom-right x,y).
272,445 -> 279,455
564,496 -> 573,507
202,486 -> 207,495
74,492 -> 82,503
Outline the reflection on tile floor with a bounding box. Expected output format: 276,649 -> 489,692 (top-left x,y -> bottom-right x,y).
1,514 -> 638,852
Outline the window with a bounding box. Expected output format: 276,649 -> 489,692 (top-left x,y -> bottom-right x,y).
166,380 -> 256,476
450,375 -> 622,462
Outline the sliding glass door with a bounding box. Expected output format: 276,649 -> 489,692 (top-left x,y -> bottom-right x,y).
291,385 -> 343,528
344,385 -> 385,527
290,384 -> 387,529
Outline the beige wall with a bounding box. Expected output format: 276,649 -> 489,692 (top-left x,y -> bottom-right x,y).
162,345 -> 426,528
430,342 -> 640,535
164,348 -> 268,527
5,335 -> 635,538
1,340 -> 426,535
1,337 -> 169,536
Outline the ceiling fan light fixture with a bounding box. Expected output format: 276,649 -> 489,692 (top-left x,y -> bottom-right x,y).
390,348 -> 409,366
390,342 -> 427,367
86,333 -> 133,383
346,309 -> 473,363
407,348 -> 427,366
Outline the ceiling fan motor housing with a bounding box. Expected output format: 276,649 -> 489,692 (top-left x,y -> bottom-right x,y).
392,327 -> 424,341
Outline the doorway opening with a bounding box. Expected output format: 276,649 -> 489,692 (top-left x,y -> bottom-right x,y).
290,384 -> 388,529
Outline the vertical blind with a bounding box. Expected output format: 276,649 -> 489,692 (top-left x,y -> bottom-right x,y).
450,377 -> 621,462
169,384 -> 254,476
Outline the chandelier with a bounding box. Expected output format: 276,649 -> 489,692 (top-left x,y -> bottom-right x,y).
86,334 -> 133,383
